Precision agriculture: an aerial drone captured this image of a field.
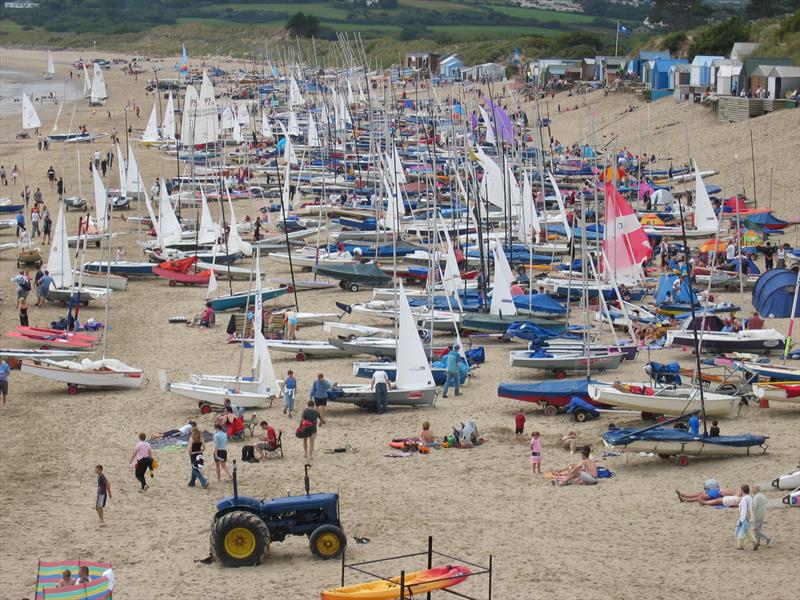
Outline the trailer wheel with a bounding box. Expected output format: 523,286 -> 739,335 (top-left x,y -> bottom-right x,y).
168,279 -> 177,287
348,283 -> 359,292
574,409 -> 589,423
199,403 -> 212,414
553,369 -> 566,379
67,384 -> 79,395
641,411 -> 656,420
543,405 -> 558,417
338,281 -> 347,289
676,454 -> 690,467
296,352 -> 307,362
717,384 -> 737,395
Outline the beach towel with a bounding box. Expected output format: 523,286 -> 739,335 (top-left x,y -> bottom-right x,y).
150,431 -> 212,451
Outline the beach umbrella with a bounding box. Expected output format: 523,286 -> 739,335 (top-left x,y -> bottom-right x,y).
700,239 -> 727,253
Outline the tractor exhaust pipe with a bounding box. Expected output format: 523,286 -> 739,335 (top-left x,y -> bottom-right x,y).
304,463 -> 311,495
232,459 -> 239,501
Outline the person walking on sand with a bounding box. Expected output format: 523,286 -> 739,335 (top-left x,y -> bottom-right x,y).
310,373 -> 333,418
17,296 -> 29,327
736,484 -> 755,550
95,464 -> 111,527
188,427 -> 209,489
514,408 -> 526,441
281,369 -> 296,417
442,344 -> 462,398
213,423 -> 231,482
751,485 -> 772,550
298,400 -> 324,461
128,432 -> 152,492
42,207 -> 52,244
530,431 -> 542,474
0,358 -> 10,409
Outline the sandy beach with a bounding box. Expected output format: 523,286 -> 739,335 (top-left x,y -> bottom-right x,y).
0,47 -> 798,599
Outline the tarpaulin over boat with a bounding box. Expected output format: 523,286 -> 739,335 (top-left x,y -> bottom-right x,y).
603,427 -> 767,447
313,262 -> 392,286
512,293 -> 567,315
655,274 -> 698,305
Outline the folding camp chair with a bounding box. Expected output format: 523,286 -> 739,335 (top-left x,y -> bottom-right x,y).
262,431 -> 283,459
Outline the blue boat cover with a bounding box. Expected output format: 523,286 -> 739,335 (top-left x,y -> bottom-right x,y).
506,322 -> 579,344
743,212 -> 789,229
752,268 -> 800,318
647,361 -> 682,385
497,378 -> 596,399
655,274 -> 698,305
512,293 -> 567,315
602,427 -> 767,447
566,396 -> 600,416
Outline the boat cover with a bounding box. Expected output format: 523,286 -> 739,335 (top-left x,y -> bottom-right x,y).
512,293 -> 567,314
497,378 -> 596,400
313,262 -> 391,285
566,396 -> 599,417
507,321 -> 579,343
603,427 -> 767,447
646,361 -> 682,385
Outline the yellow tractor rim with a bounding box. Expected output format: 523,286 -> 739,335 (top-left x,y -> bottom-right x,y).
316,531 -> 341,556
224,527 -> 257,559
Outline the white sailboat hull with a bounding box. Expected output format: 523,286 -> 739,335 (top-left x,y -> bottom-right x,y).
588,384 -> 738,417
602,438 -> 765,456
21,359 -> 144,390
162,379 -> 273,409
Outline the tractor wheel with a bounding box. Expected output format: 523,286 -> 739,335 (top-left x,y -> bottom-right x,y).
309,524 -> 346,560
210,511 -> 271,567
543,405 -> 558,417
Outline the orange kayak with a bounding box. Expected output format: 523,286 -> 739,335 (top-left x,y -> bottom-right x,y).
321,565 -> 471,600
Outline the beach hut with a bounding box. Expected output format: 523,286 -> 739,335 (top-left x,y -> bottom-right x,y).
752,269 -> 800,318
461,62 -> 505,83
630,50 -> 671,80
711,59 -> 743,95
739,57 -> 792,95
757,65 -> 800,99
439,54 -> 464,79
690,55 -> 724,88
594,56 -> 626,84
644,58 -> 688,90
671,63 -> 692,101
581,58 -> 595,81
405,52 -> 440,74
730,42 -> 760,62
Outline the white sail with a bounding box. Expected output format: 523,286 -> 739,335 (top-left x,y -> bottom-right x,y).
125,148 -> 143,195
261,116 -> 273,140
473,146 -> 510,214
115,143 -> 126,198
236,102 -> 250,126
46,51 -> 55,76
52,101 -> 62,132
142,101 -> 160,142
548,171 -> 572,241
90,63 -> 108,103
158,183 -> 183,248
490,245 -> 517,317
82,63 -> 91,96
479,105 -> 496,146
48,202 -> 73,289
441,226 -> 464,298
220,106 -> 236,130
198,189 -> 220,245
287,109 -> 299,136
307,114 -> 320,147
520,170 -> 540,243
693,160 -> 719,232
192,71 -> 219,146
21,93 -> 41,130
281,160 -> 292,212
232,117 -> 242,143
224,193 -> 251,256
252,251 -> 277,392
395,283 -> 435,389
347,80 -> 355,106
93,167 -> 108,231
281,127 -> 298,165
179,85 -> 199,146
162,91 -> 176,140
289,75 -> 304,106
142,187 -> 158,235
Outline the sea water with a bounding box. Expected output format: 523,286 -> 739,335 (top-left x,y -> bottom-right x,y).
0,69 -> 83,109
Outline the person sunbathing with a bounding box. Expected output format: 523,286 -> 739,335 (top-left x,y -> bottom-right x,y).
151,420 -> 196,440
677,487 -> 738,503
698,493 -> 742,507
555,446 -> 598,486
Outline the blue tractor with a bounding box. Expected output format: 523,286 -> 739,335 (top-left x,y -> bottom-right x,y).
210,463 -> 346,567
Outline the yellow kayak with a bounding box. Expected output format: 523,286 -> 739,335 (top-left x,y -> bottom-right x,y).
321,565 -> 471,600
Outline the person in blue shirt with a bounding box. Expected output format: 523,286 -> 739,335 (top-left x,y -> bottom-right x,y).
442,345 -> 462,399
282,369 -> 297,418
688,414 -> 700,435
310,373 -> 334,418
0,358 -> 10,408
213,423 -> 231,482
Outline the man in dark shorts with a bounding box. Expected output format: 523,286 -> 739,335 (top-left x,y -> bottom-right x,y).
95,464 -> 111,527
299,401 -> 325,461
310,373 -> 333,418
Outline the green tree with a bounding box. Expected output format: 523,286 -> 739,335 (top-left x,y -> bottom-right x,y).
651,0 -> 708,30
661,31 -> 687,54
746,0 -> 800,20
286,12 -> 320,38
688,15 -> 750,58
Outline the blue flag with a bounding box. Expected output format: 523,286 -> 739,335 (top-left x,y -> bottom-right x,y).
619,24 -> 630,35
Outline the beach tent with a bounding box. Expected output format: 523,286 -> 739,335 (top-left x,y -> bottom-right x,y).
35,560 -> 113,599
752,269 -> 800,318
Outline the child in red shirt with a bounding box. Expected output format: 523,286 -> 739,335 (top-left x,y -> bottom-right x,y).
514,409 -> 525,441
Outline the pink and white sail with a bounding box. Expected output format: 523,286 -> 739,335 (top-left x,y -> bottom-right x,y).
603,182 -> 651,285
